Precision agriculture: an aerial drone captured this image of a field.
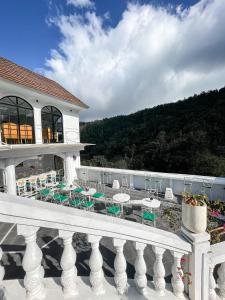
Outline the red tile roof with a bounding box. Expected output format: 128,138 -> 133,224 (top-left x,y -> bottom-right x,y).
0,57 -> 88,108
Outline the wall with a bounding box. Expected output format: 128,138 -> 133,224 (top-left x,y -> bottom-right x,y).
0,78 -> 82,144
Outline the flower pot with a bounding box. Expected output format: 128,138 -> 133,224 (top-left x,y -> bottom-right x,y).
182,201 -> 207,234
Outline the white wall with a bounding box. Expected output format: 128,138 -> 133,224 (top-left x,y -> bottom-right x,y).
0,78 -> 84,145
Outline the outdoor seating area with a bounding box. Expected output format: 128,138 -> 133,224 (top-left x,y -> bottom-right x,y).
14,170 -> 186,231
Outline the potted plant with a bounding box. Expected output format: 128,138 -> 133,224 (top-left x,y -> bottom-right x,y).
181,192 -> 208,234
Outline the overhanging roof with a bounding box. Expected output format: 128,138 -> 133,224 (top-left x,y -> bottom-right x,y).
0,143 -> 93,159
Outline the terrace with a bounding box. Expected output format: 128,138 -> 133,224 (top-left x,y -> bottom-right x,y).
0,57 -> 224,300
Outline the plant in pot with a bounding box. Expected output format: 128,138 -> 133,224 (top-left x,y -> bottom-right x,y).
181,192 -> 208,234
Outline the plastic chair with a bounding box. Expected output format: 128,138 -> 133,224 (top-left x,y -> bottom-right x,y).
53,194 -> 69,205
69,198 -> 83,208
184,176 -> 193,193
16,179 -> 27,196
107,205 -> 121,217
142,210 -> 157,226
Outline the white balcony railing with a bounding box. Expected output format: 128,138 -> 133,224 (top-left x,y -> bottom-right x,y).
78,165 -> 225,200
0,188 -> 224,299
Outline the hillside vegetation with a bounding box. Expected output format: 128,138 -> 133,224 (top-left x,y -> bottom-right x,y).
80,87 -> 225,177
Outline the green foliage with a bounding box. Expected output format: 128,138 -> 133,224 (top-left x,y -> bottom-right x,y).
80,87 -> 225,176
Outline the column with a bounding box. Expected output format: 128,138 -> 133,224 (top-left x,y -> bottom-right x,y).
64,153 -> 77,185
113,238 -> 127,295
59,230 -> 78,297
181,227 -> 210,300
170,251 -> 185,298
88,234 -> 105,295
17,225 -> 45,300
33,106 -> 42,144
5,161 -> 16,195
134,242 -> 147,295
152,246 -> 166,295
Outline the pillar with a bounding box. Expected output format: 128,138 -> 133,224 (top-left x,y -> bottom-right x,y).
5,162 -> 16,195
181,227 -> 210,300
64,152 -> 79,185
33,106 -> 42,144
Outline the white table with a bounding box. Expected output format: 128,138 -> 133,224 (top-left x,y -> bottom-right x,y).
142,198 -> 161,210
81,188 -> 97,200
113,193 -> 130,215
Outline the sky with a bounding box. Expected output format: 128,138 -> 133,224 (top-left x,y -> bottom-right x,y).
0,0 -> 225,121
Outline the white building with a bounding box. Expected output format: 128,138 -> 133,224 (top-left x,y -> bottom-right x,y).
0,56 -> 90,194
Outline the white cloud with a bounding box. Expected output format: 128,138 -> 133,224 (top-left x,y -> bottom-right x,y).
44,0 -> 225,120
67,0 -> 94,8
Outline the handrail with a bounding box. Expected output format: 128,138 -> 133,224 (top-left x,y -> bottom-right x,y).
79,165 -> 225,184
210,241 -> 225,265
0,192 -> 191,254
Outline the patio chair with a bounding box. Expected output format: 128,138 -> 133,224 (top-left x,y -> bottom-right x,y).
81,199 -> 94,211
107,205 -> 121,217
69,198 -> 83,208
184,176 -> 193,193
16,179 -> 27,196
201,179 -> 213,200
27,176 -> 38,194
39,188 -> 54,201
142,210 -> 157,227
38,175 -> 47,189
53,194 -> 69,205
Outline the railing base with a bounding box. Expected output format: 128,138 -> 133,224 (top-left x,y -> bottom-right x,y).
2,276 -> 189,300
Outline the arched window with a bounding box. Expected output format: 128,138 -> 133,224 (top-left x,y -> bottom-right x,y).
41,106 -> 63,143
0,96 -> 35,144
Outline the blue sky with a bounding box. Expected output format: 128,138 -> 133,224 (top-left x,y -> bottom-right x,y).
0,0 -> 224,120
0,0 -> 198,70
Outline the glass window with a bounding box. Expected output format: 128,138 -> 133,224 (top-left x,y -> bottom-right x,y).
41,106 -> 63,143
0,96 -> 35,144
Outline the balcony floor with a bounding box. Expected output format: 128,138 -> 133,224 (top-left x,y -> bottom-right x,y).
2,276 -> 188,300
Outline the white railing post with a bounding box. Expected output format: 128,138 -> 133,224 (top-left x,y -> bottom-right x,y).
17,225 -> 45,300
209,263 -> 217,300
113,238 -> 127,295
88,234 -> 105,295
182,227 -> 210,300
134,242 -> 147,295
152,246 -> 166,296
218,262 -> 225,298
59,230 -> 77,298
170,251 -> 185,298
0,247 -> 5,299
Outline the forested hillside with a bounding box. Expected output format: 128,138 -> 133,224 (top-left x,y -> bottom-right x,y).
80,87 -> 225,176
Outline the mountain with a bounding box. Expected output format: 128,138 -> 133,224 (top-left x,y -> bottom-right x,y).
80,87 -> 225,177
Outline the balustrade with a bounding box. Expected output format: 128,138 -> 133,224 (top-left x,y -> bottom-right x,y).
218,262 -> 225,298
88,234 -> 105,295
17,225 -> 45,300
152,246 -> 166,296
59,230 -> 78,298
113,238 -> 128,295
171,251 -> 185,298
209,264 -> 217,300
134,242 -> 147,295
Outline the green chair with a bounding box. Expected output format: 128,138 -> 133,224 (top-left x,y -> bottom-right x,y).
39,188 -> 53,201
53,194 -> 69,205
107,205 -> 121,217
72,187 -> 84,193
82,200 -> 94,211
70,199 -> 83,208
56,183 -> 67,189
92,192 -> 105,199
142,211 -> 157,226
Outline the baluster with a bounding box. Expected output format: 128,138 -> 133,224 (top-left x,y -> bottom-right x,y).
17,225 -> 45,300
88,235 -> 105,295
59,230 -> 77,297
209,264 -> 217,300
152,246 -> 166,296
218,262 -> 225,298
170,251 -> 185,298
0,247 -> 5,299
134,242 -> 147,295
113,238 -> 127,295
